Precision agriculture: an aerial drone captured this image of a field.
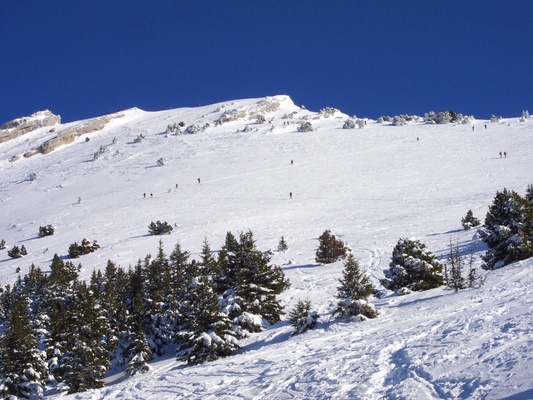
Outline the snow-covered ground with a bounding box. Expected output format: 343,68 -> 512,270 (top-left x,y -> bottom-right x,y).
1,95 -> 532,399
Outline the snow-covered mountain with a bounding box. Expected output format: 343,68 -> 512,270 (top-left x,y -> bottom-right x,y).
1,95 -> 532,399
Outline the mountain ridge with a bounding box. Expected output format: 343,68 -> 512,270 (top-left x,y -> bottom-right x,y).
0,94 -> 531,399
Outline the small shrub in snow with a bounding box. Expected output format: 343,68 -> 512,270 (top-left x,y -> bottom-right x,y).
166,123 -> 182,135
133,134 -> 144,143
0,239 -> 5,249
156,157 -> 164,167
315,230 -> 348,264
277,236 -> 288,252
391,116 -> 407,126
343,119 -> 356,129
148,220 -> 173,235
185,124 -> 201,134
490,114 -> 501,123
444,240 -> 482,291
381,238 -> 444,292
8,245 -> 26,258
297,121 -> 314,132
461,210 -> 481,230
289,299 -> 319,336
424,110 -> 458,124
39,224 -> 55,237
319,107 -> 339,118
68,238 -> 100,258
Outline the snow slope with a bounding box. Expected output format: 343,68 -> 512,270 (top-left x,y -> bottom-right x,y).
0,95 -> 532,399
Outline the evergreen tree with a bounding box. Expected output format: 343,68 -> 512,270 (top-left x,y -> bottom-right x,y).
213,231 -> 240,295
334,254 -> 378,320
44,255 -> 80,384
461,209 -> 481,230
123,324 -> 152,377
479,188 -> 531,270
277,236 -> 288,252
120,291 -> 152,369
288,299 -> 319,336
520,204 -> 533,258
101,261 -> 129,341
55,281 -> 111,394
148,220 -> 173,235
169,241 -> 192,295
0,296 -> 48,399
218,231 -> 290,336
524,184 -> 533,207
176,276 -> 239,365
444,240 -> 466,291
7,245 -> 22,259
381,238 -> 444,292
141,247 -> 173,357
0,239 -> 5,250
199,238 -> 217,277
315,230 -> 348,264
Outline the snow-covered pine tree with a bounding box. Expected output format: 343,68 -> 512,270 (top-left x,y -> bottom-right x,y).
176,276 -> 239,365
123,324 -> 152,377
120,291 -> 152,369
479,188 -> 531,270
381,238 -> 444,292
525,184 -> 533,207
461,209 -> 481,230
148,220 -> 173,235
315,230 -> 348,264
166,241 -> 193,335
142,246 -> 172,356
277,236 -> 288,252
334,254 -> 378,320
199,238 -> 217,277
39,225 -> 55,237
0,239 -> 5,250
0,296 -> 48,399
288,299 -> 319,336
7,245 -> 22,259
218,230 -> 290,336
213,231 -> 240,295
169,241 -> 192,295
55,281 -> 112,394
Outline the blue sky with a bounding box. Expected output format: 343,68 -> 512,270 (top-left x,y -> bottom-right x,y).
1,1 -> 531,123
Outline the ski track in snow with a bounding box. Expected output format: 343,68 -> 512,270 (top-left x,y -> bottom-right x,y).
1,96 -> 532,399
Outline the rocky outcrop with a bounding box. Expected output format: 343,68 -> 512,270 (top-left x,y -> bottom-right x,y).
37,115 -> 112,154
0,110 -> 61,143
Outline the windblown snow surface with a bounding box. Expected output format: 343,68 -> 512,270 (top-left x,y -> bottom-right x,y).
1,95 -> 532,399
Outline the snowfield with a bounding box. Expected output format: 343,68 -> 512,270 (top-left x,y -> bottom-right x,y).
0,95 -> 532,399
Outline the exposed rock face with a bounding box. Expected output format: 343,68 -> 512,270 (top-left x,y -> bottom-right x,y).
0,110 -> 61,143
37,115 -> 112,154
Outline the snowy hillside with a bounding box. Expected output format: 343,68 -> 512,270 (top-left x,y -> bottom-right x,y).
1,95 -> 532,399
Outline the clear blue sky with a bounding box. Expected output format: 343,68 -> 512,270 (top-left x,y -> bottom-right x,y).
1,1 -> 531,123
